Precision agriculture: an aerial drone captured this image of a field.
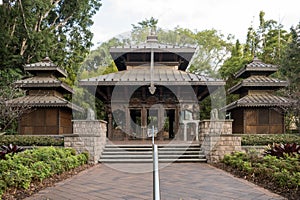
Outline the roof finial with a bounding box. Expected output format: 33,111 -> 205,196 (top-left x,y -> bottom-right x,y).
147,27 -> 158,43
150,26 -> 156,35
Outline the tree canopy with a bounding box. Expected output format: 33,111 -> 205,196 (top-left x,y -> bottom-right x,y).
0,0 -> 101,133
82,17 -> 233,79
279,23 -> 300,133
0,0 -> 102,85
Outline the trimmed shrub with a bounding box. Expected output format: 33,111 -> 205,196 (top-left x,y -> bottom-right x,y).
241,134 -> 300,146
0,135 -> 64,146
0,147 -> 88,198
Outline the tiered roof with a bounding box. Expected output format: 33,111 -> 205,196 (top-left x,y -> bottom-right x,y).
81,33 -> 225,93
225,94 -> 290,110
225,57 -> 290,110
8,57 -> 83,112
24,57 -> 68,77
110,34 -> 196,71
233,57 -> 278,78
228,76 -> 288,94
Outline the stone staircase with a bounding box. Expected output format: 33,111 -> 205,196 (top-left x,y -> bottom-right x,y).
99,143 -> 207,163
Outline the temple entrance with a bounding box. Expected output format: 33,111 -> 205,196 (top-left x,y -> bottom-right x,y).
126,107 -> 177,140
81,33 -> 225,142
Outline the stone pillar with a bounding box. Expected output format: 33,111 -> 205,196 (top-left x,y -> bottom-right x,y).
199,119 -> 240,163
202,134 -> 241,163
64,120 -> 107,164
199,120 -> 233,143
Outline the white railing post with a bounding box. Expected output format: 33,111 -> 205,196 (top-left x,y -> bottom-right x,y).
152,125 -> 160,200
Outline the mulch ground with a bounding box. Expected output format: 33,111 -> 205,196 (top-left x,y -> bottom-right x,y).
2,164 -> 94,200
213,163 -> 300,200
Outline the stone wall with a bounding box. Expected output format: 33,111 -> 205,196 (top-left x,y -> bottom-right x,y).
199,120 -> 241,163
202,134 -> 241,163
64,120 -> 107,163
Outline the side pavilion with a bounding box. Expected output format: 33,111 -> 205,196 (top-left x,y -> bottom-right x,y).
80,34 -> 225,141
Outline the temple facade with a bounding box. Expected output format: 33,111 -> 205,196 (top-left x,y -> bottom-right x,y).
224,57 -> 290,134
8,57 -> 82,135
80,34 -> 225,141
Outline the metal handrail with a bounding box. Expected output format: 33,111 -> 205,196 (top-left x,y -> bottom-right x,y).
152,126 -> 161,200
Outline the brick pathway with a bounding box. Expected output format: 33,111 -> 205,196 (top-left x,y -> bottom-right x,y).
26,163 -> 285,200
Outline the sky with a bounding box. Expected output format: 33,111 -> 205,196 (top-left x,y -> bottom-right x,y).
91,0 -> 300,47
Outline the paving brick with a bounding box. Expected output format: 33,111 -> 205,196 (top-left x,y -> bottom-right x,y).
26,163 -> 285,200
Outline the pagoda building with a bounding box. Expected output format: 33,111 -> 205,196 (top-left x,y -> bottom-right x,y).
80,34 -> 225,141
8,57 -> 83,135
224,57 -> 290,134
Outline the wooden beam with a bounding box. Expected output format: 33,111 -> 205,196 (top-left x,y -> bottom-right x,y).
142,86 -> 146,101
96,87 -> 108,101
197,89 -> 209,101
106,86 -> 112,101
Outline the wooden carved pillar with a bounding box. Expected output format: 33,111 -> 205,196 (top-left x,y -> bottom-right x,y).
125,107 -> 130,140
141,106 -> 147,138
175,105 -> 180,137
158,108 -> 164,140
106,105 -> 112,139
108,113 -> 112,139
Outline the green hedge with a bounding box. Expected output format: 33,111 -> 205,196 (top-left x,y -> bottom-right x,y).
0,135 -> 64,146
0,147 -> 88,197
241,134 -> 300,146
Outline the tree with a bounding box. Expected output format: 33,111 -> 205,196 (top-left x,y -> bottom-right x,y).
279,23 -> 300,133
0,0 -> 102,132
0,68 -> 30,134
244,11 -> 290,64
0,0 -> 102,86
220,11 -> 292,91
188,29 -> 233,77
131,17 -> 158,44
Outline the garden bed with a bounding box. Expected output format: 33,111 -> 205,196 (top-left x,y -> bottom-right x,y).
214,151 -> 300,200
1,164 -> 92,200
0,147 -> 89,199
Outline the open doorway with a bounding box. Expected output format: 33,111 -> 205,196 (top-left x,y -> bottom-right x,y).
147,109 -> 158,137
164,109 -> 175,139
130,109 -> 141,138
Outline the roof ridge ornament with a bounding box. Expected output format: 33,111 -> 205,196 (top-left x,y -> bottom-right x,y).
42,56 -> 52,62
252,56 -> 261,63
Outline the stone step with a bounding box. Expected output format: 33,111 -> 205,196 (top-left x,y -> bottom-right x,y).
102,151 -> 204,155
103,147 -> 201,151
99,158 -> 207,163
105,144 -> 201,148
101,154 -> 206,159
99,143 -> 206,163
